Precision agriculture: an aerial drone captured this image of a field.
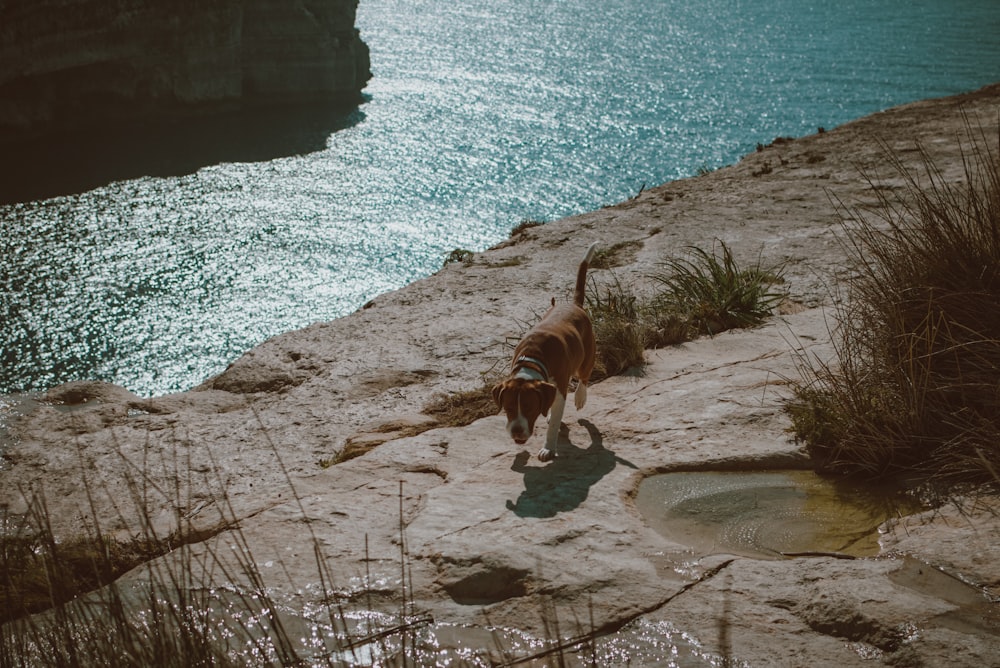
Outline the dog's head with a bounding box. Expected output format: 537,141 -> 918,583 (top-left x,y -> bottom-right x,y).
492,377 -> 557,445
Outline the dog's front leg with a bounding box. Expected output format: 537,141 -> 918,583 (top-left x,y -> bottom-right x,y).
538,392 -> 566,462
574,381 -> 588,410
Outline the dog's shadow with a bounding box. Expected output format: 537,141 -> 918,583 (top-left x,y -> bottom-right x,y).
506,419 -> 636,518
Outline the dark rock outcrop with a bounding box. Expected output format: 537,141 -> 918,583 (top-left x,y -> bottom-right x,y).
0,0 -> 371,144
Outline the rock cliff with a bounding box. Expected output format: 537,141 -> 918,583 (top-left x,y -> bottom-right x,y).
0,0 -> 371,143
3,85 -> 1000,664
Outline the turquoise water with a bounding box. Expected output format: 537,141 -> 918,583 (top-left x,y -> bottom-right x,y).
2,0 -> 999,396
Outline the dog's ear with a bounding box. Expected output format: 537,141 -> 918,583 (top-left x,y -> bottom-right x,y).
491,382 -> 505,407
537,382 -> 557,416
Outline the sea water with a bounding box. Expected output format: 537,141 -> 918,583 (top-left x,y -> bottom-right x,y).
2,0 -> 999,397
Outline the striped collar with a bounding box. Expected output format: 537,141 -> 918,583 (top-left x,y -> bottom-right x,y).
514,355 -> 550,382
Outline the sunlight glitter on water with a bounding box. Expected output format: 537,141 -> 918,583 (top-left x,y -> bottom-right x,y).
2,0 -> 999,396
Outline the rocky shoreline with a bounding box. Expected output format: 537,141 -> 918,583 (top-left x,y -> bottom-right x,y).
4,84 -> 1000,665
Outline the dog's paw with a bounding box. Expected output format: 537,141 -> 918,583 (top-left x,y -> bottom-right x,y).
574,383 -> 588,410
537,447 -> 555,462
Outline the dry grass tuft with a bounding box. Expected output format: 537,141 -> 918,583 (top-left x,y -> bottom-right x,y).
589,240 -> 644,270
1,499 -> 223,627
786,124 -> 1000,484
510,219 -> 545,237
1,430 -> 437,666
586,275 -> 647,380
422,382 -> 500,429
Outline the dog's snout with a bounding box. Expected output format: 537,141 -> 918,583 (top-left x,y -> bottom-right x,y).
507,415 -> 532,445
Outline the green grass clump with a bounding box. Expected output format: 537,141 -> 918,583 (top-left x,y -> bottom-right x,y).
786,129 -> 1000,483
586,240 -> 786,379
649,243 -> 786,336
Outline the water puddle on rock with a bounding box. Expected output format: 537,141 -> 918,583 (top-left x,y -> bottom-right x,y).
635,470 -> 924,559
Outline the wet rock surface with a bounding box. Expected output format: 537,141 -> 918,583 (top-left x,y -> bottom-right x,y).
3,84 -> 1000,665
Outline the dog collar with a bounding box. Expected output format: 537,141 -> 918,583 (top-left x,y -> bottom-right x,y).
514,356 -> 550,382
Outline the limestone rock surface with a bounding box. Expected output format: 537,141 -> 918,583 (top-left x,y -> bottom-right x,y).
3,84 -> 1000,666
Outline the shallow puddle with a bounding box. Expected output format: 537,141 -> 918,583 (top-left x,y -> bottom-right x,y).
635,470 -> 923,559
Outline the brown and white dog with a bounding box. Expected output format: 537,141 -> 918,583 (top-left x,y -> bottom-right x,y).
492,242 -> 598,461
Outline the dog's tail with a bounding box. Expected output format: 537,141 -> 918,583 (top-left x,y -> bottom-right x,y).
574,242 -> 599,307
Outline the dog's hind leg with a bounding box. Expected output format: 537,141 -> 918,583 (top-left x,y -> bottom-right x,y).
574,382 -> 588,410
538,392 -> 566,462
